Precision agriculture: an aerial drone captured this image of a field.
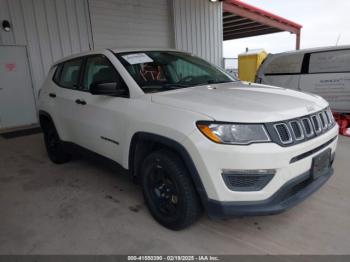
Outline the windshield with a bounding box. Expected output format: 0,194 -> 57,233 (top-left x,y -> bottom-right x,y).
116,51 -> 236,93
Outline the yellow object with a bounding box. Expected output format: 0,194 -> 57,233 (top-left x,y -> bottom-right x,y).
238,49 -> 267,82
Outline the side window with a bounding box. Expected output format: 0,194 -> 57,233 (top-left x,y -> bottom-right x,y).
82,55 -> 127,92
309,50 -> 350,73
172,59 -> 208,80
58,58 -> 83,89
52,64 -> 63,84
264,53 -> 304,74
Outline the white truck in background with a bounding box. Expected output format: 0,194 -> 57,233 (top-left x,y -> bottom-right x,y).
256,46 -> 350,113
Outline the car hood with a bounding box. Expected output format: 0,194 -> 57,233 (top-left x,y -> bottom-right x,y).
150,82 -> 329,123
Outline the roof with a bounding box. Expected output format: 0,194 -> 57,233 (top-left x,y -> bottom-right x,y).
53,48 -> 188,65
269,45 -> 350,56
223,0 -> 302,41
110,47 -> 181,53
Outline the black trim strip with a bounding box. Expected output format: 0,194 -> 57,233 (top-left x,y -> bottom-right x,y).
265,71 -> 350,76
264,72 -> 301,76
290,136 -> 337,163
307,70 -> 350,74
301,53 -> 310,74
0,127 -> 42,139
101,136 -> 119,145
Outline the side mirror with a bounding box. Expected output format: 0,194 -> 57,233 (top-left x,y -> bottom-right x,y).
90,82 -> 128,97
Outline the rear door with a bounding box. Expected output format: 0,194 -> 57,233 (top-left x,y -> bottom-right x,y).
299,49 -> 350,112
51,58 -> 84,142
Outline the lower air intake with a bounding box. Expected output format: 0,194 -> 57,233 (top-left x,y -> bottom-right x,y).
222,172 -> 274,192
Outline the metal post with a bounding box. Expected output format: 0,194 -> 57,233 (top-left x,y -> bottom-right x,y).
296,32 -> 301,50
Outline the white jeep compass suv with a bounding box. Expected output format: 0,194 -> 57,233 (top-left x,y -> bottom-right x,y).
38,48 -> 338,230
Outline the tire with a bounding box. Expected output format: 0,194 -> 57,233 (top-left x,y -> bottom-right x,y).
141,149 -> 201,230
42,120 -> 71,164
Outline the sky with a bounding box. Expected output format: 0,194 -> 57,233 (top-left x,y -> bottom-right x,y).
223,0 -> 350,59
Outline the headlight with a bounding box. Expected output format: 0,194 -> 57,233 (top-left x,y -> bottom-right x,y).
196,121 -> 270,145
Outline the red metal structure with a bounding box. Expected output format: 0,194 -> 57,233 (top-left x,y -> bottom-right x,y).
333,113 -> 350,137
223,0 -> 302,49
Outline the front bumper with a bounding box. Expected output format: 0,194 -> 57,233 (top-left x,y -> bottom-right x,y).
206,167 -> 333,218
182,125 -> 338,215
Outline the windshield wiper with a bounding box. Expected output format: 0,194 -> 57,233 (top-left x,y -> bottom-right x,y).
206,80 -> 234,84
191,80 -> 233,87
162,83 -> 192,89
161,80 -> 233,90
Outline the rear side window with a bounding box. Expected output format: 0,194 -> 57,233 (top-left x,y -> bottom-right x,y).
52,64 -> 63,84
309,50 -> 350,73
57,58 -> 83,89
264,53 -> 304,74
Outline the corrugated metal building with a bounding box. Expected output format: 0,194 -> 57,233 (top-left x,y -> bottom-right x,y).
0,0 -> 223,130
0,0 -> 300,130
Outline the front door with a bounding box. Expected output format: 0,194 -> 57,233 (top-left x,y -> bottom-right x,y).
72,55 -> 130,163
0,46 -> 37,129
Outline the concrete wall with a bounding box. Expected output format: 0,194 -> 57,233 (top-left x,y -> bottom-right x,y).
89,0 -> 174,49
172,0 -> 223,66
0,0 -> 93,96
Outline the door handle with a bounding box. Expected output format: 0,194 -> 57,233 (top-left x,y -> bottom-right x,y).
75,99 -> 87,105
49,93 -> 56,98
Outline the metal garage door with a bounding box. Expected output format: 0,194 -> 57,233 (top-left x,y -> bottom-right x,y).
0,46 -> 37,129
88,0 -> 174,49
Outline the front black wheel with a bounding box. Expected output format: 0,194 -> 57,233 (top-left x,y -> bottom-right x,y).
42,121 -> 71,164
141,150 -> 201,230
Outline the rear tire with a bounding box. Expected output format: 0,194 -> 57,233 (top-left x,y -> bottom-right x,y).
42,121 -> 71,164
141,149 -> 201,230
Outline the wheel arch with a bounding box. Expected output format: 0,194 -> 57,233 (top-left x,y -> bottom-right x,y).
38,110 -> 54,129
128,132 -> 208,208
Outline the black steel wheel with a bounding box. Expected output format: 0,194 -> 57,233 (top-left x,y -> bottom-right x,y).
141,150 -> 201,230
42,121 -> 70,164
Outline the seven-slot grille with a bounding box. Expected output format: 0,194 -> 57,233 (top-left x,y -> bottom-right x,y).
301,118 -> 313,137
274,123 -> 292,144
271,108 -> 335,146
